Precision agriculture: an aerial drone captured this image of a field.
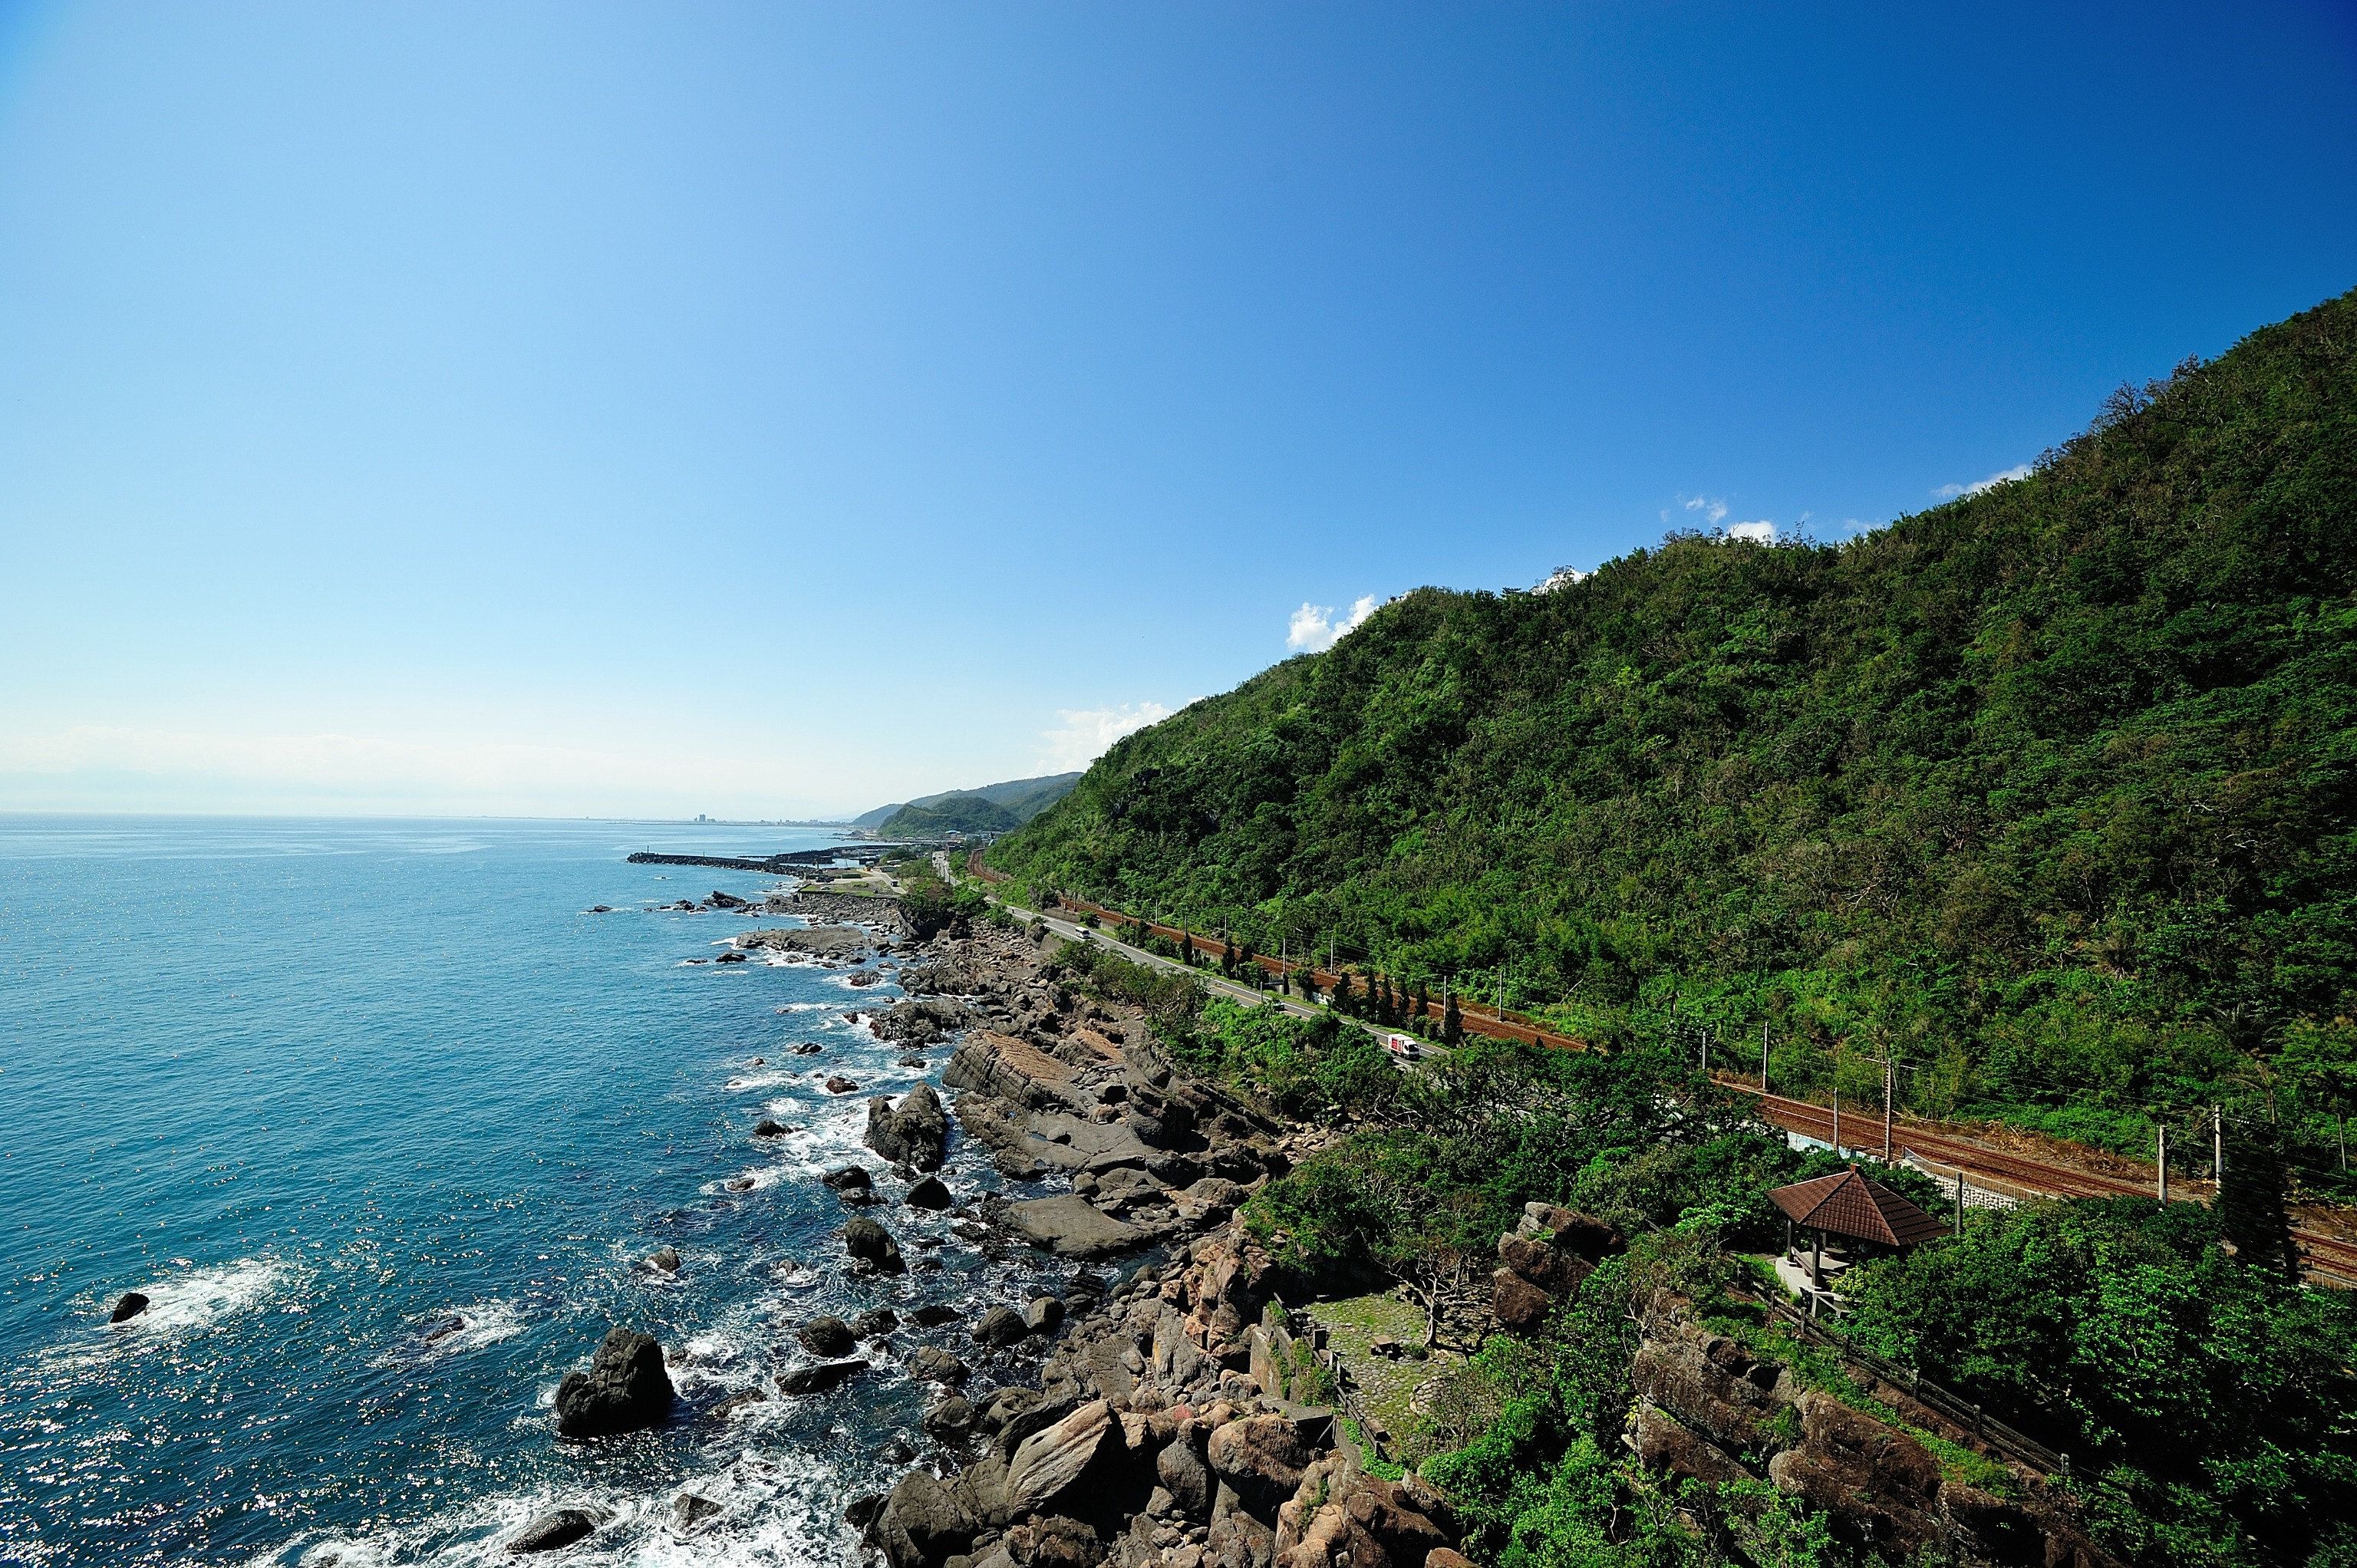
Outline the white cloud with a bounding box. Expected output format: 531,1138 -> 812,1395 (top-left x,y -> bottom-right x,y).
1682,495 -> 1730,525
1726,520 -> 1775,543
1934,463 -> 2031,499
1286,595 -> 1379,653
1039,703 -> 1172,772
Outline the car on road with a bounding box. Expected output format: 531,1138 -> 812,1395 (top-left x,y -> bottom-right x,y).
1383,1032 -> 1421,1059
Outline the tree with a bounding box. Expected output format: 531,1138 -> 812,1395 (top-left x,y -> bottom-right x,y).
1222,934 -> 1237,976
1444,988 -> 1463,1046
1414,980 -> 1430,1026
2219,1118 -> 2299,1274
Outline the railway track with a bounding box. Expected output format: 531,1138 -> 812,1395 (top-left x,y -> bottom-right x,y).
964,857 -> 2357,1286
1736,1084 -> 2357,1286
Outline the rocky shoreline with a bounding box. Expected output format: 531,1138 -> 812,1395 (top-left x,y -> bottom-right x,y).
840,915 -> 1468,1568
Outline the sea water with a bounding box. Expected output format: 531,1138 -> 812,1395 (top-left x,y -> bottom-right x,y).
0,816 -> 1054,1566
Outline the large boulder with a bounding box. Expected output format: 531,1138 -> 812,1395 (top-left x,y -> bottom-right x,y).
1274,1458 -> 1449,1568
799,1316 -> 856,1357
974,1306 -> 1030,1349
1157,1427 -> 1215,1520
867,1085 -> 951,1171
846,1216 -> 908,1273
1490,1269 -> 1554,1332
875,1469 -> 981,1568
1207,1414 -> 1313,1520
1498,1231 -> 1594,1295
507,1507 -> 603,1553
1007,1194 -> 1145,1260
780,1359 -> 869,1395
1006,1398 -> 1131,1518
1520,1204 -> 1622,1260
923,1394 -> 978,1441
905,1175 -> 954,1210
553,1327 -> 674,1438
107,1291 -> 150,1324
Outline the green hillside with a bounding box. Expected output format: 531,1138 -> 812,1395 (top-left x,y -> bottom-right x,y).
879,793 -> 1022,838
990,289 -> 2357,1167
862,772 -> 1083,835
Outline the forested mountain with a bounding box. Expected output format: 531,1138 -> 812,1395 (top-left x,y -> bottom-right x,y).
991,289 -> 2357,1161
858,772 -> 1083,835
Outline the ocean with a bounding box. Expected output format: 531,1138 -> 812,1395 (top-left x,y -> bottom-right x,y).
0,815 -> 1053,1566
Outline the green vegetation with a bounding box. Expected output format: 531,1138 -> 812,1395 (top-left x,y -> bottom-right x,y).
989,289 -> 2357,1184
865,772 -> 1083,835
1231,1033 -> 2357,1566
1841,1198 -> 2357,1566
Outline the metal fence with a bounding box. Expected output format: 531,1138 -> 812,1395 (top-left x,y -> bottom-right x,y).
1746,1290 -> 2072,1477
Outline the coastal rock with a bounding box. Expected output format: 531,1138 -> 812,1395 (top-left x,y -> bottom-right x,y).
846,1217 -> 908,1274
1272,1460 -> 1448,1568
1207,1416 -> 1312,1519
979,1385 -> 1043,1435
780,1359 -> 870,1396
1007,1195 -> 1145,1260
827,1076 -> 862,1095
923,1394 -> 977,1441
799,1316 -> 856,1357
974,1305 -> 1030,1349
710,1388 -> 770,1419
1026,1296 -> 1066,1335
911,1346 -> 971,1385
674,1493 -> 724,1532
906,1175 -> 954,1210
876,1470 -> 981,1568
752,1118 -> 790,1138
108,1291 -> 149,1324
823,1164 -> 875,1192
508,1507 -> 603,1553
553,1327 -> 674,1438
868,1085 -> 951,1171
854,1307 -> 902,1337
912,1303 -> 963,1327
1007,1398 -> 1131,1518
1157,1431 -> 1215,1520
642,1247 -> 683,1274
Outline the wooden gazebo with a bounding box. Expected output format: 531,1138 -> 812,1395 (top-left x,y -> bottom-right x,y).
1769,1166 -> 1947,1290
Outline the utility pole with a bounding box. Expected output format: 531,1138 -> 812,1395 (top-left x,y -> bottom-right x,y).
2214,1105 -> 2223,1186
1831,1091 -> 1841,1158
1700,1028 -> 1709,1079
1882,1057 -> 1894,1163
1761,1020 -> 1771,1092
1954,1168 -> 1966,1236
2157,1122 -> 2168,1203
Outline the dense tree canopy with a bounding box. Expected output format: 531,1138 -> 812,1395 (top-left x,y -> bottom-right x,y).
991,289 -> 2357,1170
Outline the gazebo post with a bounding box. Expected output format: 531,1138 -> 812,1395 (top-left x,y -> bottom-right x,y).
1811,1227 -> 1824,1289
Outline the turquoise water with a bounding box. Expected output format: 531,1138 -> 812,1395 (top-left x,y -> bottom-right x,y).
0,817 -> 1036,1566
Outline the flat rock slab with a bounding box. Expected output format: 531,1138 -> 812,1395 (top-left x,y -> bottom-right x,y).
1021,1114 -> 1156,1174
1006,1194 -> 1145,1260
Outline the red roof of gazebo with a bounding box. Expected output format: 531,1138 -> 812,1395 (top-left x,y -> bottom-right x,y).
1769,1168 -> 1947,1247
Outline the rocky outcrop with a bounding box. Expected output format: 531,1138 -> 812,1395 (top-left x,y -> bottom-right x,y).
845,1215 -> 908,1274
1007,1398 -> 1132,1517
507,1506 -> 605,1553
1274,1457 -> 1448,1568
108,1291 -> 149,1324
780,1359 -> 870,1395
1007,1195 -> 1146,1260
1630,1290 -> 2120,1566
868,1085 -> 951,1170
1491,1204 -> 1620,1334
799,1316 -> 855,1357
553,1328 -> 674,1438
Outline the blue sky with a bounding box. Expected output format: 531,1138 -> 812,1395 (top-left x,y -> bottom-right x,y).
2,2 -> 2352,819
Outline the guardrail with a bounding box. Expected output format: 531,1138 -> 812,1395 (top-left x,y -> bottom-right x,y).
1736,1287 -> 2071,1477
